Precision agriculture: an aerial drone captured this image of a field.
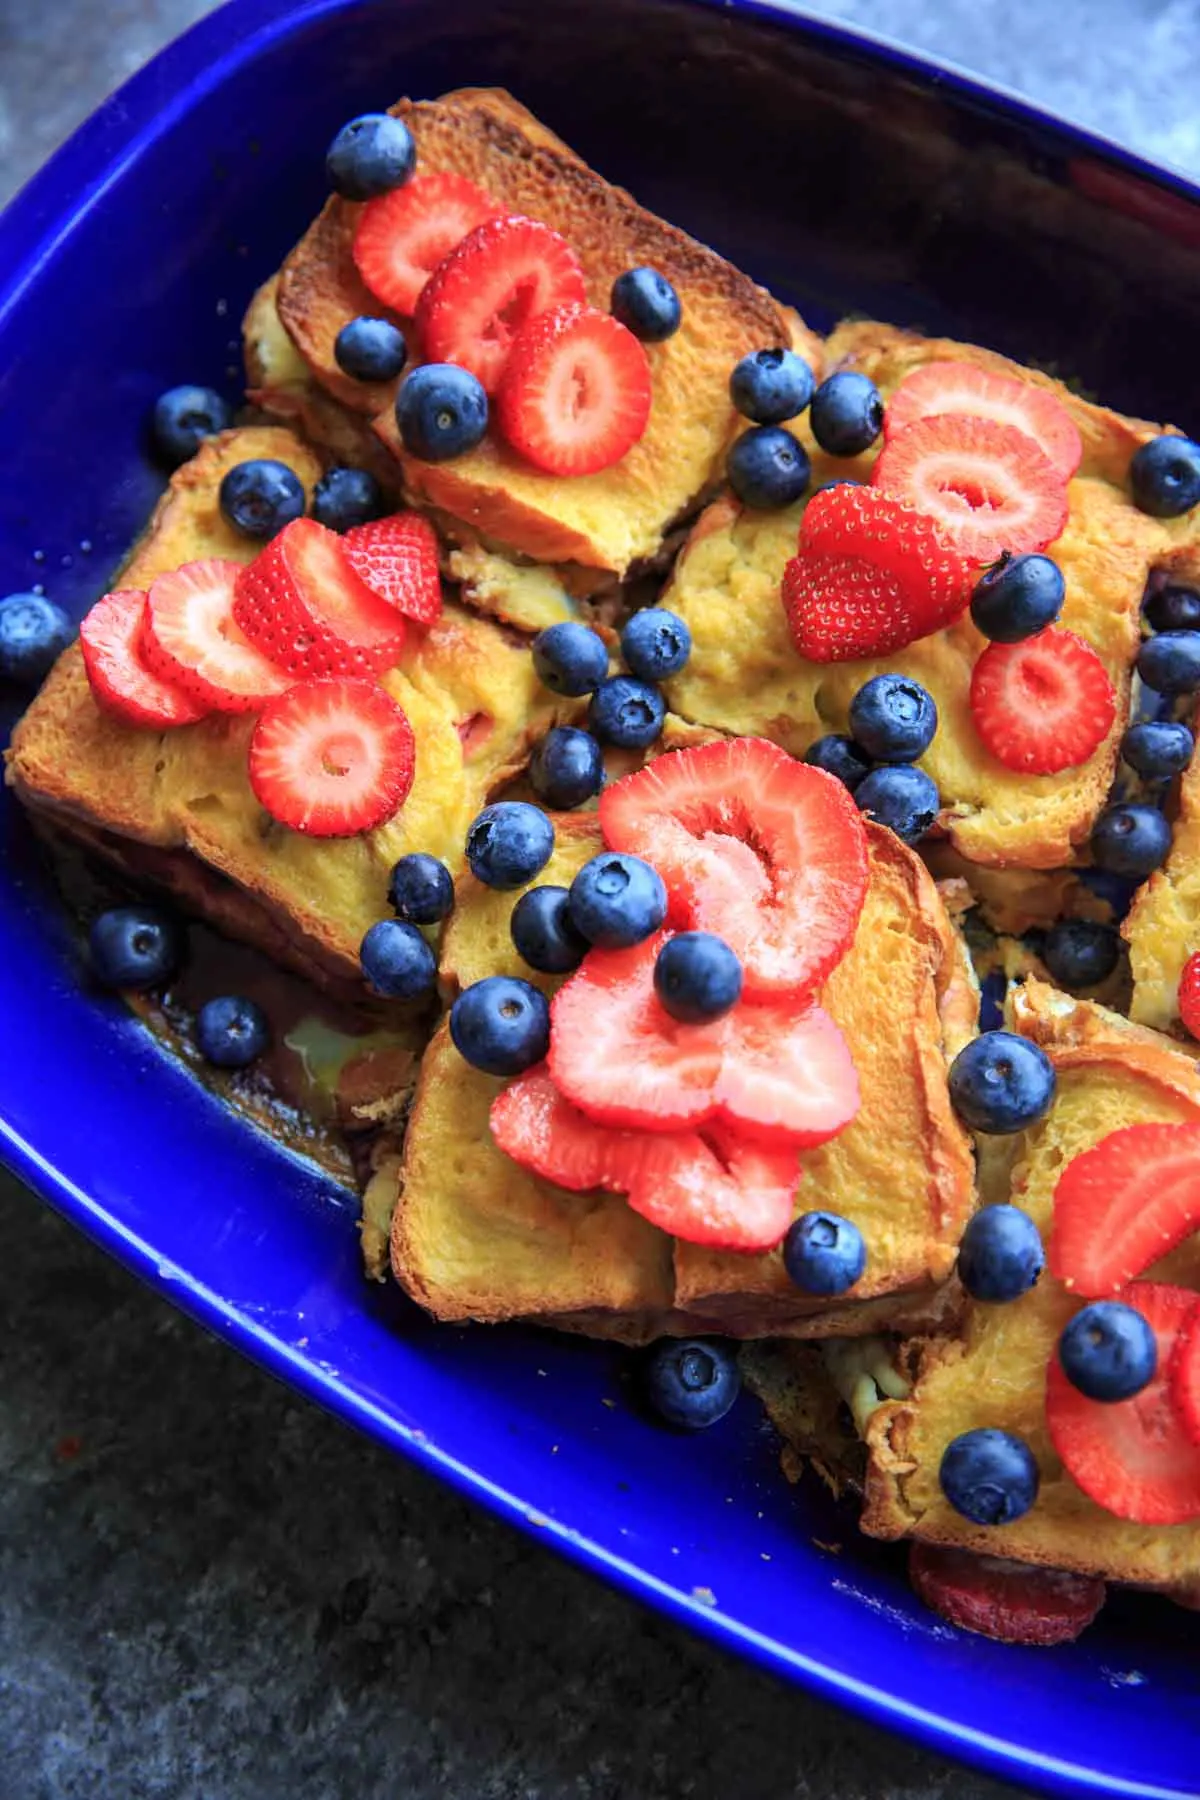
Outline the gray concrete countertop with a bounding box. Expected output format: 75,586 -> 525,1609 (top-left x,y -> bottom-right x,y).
2,4 -> 1195,1797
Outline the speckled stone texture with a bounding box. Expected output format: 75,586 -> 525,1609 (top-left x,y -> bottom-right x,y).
1,4 -> 1196,1797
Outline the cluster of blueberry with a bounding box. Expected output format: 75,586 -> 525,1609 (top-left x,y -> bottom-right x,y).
725,351 -> 882,511
806,671 -> 940,845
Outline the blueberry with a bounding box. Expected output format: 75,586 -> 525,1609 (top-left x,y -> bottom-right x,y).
465,802 -> 554,891
218,459 -> 306,540
643,1338 -> 740,1430
957,1204 -> 1044,1303
359,919 -> 437,999
849,674 -> 937,763
1042,917 -> 1121,990
449,975 -> 550,1076
1075,867 -> 1140,923
326,112 -> 416,200
1058,1301 -> 1158,1403
620,607 -> 692,682
939,1428 -> 1039,1525
396,364 -> 488,462
1136,630 -> 1200,696
194,994 -> 270,1068
726,425 -> 810,509
334,316 -> 408,383
729,347 -> 815,424
531,621 -> 609,697
510,885 -> 589,974
979,970 -> 1007,1033
88,905 -> 182,991
809,371 -> 884,458
1130,434 -> 1200,518
610,266 -> 681,342
653,932 -> 743,1023
1121,720 -> 1195,779
152,384 -> 233,467
948,1031 -> 1056,1134
804,733 -> 872,793
589,675 -> 666,749
855,764 -> 940,844
970,553 -> 1065,643
1145,583 -> 1200,634
782,1211 -> 866,1296
529,726 -> 604,809
388,852 -> 454,925
568,852 -> 667,948
0,593 -> 72,684
311,466 -> 384,533
1090,803 -> 1172,878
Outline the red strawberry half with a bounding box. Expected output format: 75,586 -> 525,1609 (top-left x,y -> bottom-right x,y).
248,677 -> 415,836
497,305 -> 652,476
872,415 -> 1069,562
884,361 -> 1083,482
908,1543 -> 1106,1646
141,559 -> 289,713
1048,1120 -> 1200,1296
343,511 -> 443,627
1046,1280 -> 1200,1525
233,518 -> 407,680
80,588 -> 207,730
969,627 -> 1115,775
599,737 -> 869,1000
352,172 -> 500,317
415,214 -> 587,394
1178,952 -> 1200,1039
1169,1299 -> 1200,1447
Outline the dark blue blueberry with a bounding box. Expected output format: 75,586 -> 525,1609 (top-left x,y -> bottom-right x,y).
855,764 -> 940,844
1058,1301 -> 1158,1403
957,1204 -> 1044,1304
948,1030 -> 1056,1134
311,466 -> 384,533
568,852 -> 667,948
218,458 -> 306,540
1090,803 -> 1172,878
529,726 -> 604,810
1122,719 -> 1195,780
809,371 -> 884,458
1075,867 -> 1140,922
970,553 -> 1065,643
359,919 -> 437,999
610,266 -> 681,342
194,994 -> 270,1068
804,733 -> 871,793
1145,583 -> 1200,634
1042,917 -> 1121,990
849,674 -> 938,763
88,906 -> 182,991
326,112 -> 416,200
643,1338 -> 740,1430
465,802 -> 555,890
449,975 -> 550,1076
939,1428 -> 1039,1525
653,932 -> 743,1024
620,607 -> 692,682
388,852 -> 454,925
726,426 -> 810,510
531,621 -> 609,697
0,593 -> 72,685
1130,434 -> 1200,518
510,885 -> 589,975
1136,630 -> 1200,696
728,347 -> 815,425
979,970 -> 1007,1033
589,675 -> 666,749
152,384 -> 233,467
782,1211 -> 866,1296
396,364 -> 488,461
334,316 -> 408,383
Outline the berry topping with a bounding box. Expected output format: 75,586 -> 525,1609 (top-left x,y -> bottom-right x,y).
1058,1300 -> 1158,1403
803,733 -> 871,793
969,628 -> 1115,775
1145,583 -> 1200,634
333,316 -> 408,384
359,917 -> 438,999
465,801 -> 555,890
609,266 -> 681,343
218,458 -> 306,541
353,172 -> 498,315
726,424 -> 810,509
947,1031 -> 1056,1135
653,931 -> 743,1024
1048,1120 -> 1200,1296
1130,434 -> 1200,518
195,995 -> 270,1069
529,725 -> 604,810
1090,802 -> 1172,878
969,552 -> 1065,643
1041,917 -> 1120,990
450,975 -> 550,1076
884,361 -> 1083,482
620,607 -> 692,683
872,415 -> 1068,562
956,1203 -> 1044,1304
152,384 -> 233,467
498,304 -> 652,476
568,852 -> 667,949
395,363 -> 489,462
782,1210 -> 866,1295
531,621 -> 609,696
88,905 -> 183,992
327,112 -> 416,201
233,518 -> 407,680
854,764 -> 940,845
510,885 -> 590,975
848,673 -> 937,763
588,674 -> 665,748
389,852 -> 454,925
342,511 -> 443,627
0,591 -> 72,685
939,1428 -> 1040,1526
1170,1301 -> 1200,1446
311,466 -> 384,534
1179,952 -> 1200,1038
729,348 -> 815,425
141,559 -> 288,714
908,1544 -> 1105,1647
1136,629 -> 1200,695
1122,719 -> 1194,779
643,1339 -> 741,1429
809,371 -> 884,457
248,677 -> 415,837
80,588 -> 207,729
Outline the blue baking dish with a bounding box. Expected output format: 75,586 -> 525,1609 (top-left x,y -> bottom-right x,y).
2,1 -> 1199,1791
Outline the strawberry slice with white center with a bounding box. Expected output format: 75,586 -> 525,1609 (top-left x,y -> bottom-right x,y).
884,361 -> 1084,482
141,559 -> 289,713
969,626 -> 1115,774
872,414 -> 1069,562
352,172 -> 500,317
342,511 -> 443,627
415,214 -> 587,394
248,676 -> 415,836
80,588 -> 208,729
599,737 -> 869,1001
497,304 -> 652,476
1169,1300 -> 1200,1447
1048,1120 -> 1200,1296
1046,1281 -> 1200,1526
233,518 -> 407,681
908,1544 -> 1105,1646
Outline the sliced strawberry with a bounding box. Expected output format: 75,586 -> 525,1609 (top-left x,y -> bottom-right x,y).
497,304 -> 652,476
233,519 -> 407,681
1169,1300 -> 1200,1447
969,627 -> 1115,774
908,1543 -> 1105,1646
415,214 -> 587,394
79,588 -> 207,729
141,559 -> 289,714
599,737 -> 869,1000
1048,1120 -> 1200,1296
1178,952 -> 1200,1039
872,415 -> 1069,562
352,172 -> 500,317
1046,1281 -> 1200,1525
342,511 -> 443,627
884,361 -> 1083,482
490,1063 -> 614,1190
248,677 -> 415,836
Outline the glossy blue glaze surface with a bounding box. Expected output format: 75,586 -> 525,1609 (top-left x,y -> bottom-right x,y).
1,3 -> 1199,1792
